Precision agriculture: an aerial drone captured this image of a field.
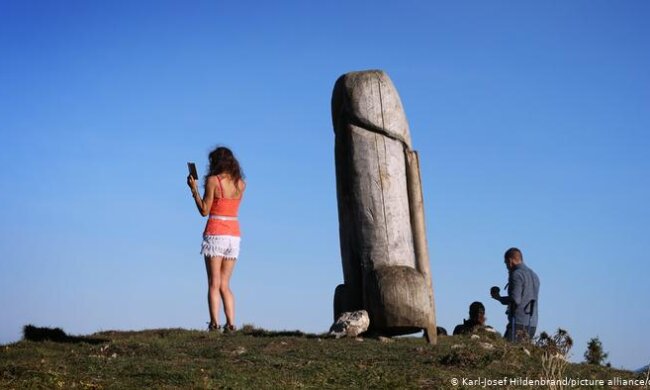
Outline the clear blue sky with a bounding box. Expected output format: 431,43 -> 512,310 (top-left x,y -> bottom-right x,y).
1,0 -> 648,370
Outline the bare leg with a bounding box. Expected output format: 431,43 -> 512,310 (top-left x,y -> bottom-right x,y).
220,259 -> 237,327
204,256 -> 223,326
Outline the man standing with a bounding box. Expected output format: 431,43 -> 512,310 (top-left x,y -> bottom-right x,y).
491,247 -> 540,341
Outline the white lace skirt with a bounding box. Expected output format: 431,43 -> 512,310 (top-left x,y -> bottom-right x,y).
201,235 -> 241,260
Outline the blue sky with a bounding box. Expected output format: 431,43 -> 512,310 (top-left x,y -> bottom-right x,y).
1,0 -> 648,370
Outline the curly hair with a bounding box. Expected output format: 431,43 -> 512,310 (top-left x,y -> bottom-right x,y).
204,146 -> 244,191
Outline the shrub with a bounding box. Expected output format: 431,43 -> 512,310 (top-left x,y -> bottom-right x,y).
584,337 -> 609,366
535,329 -> 573,390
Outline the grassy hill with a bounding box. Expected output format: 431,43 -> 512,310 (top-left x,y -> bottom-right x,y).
1,325 -> 646,389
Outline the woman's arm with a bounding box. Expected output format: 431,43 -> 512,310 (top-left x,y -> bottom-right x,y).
187,175 -> 217,216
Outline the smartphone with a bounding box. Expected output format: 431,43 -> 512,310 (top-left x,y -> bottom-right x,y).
187,162 -> 198,180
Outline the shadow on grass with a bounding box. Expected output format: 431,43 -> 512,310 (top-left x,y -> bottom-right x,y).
239,324 -> 326,339
23,324 -> 107,345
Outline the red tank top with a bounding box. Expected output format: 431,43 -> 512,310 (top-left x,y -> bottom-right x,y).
203,176 -> 244,237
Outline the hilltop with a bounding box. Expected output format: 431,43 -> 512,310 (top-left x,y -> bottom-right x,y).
0,326 -> 645,389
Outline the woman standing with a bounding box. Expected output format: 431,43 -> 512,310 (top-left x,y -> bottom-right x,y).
187,146 -> 245,332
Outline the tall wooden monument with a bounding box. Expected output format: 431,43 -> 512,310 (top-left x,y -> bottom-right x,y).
331,70 -> 437,344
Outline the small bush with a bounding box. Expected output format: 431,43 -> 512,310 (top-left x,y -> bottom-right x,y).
23,325 -> 68,342
584,337 -> 608,366
535,328 -> 573,390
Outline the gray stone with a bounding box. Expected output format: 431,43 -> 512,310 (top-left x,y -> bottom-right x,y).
480,342 -> 494,350
329,310 -> 370,338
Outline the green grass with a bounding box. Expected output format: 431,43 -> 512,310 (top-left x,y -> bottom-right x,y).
0,326 -> 645,389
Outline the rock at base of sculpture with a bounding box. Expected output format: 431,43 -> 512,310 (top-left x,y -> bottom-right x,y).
329,310 -> 370,338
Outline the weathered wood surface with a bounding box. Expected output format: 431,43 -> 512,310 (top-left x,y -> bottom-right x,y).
331,70 -> 437,343
405,150 -> 437,343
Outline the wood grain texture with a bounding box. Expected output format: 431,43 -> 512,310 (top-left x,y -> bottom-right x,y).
332,70 -> 436,342
406,150 -> 437,344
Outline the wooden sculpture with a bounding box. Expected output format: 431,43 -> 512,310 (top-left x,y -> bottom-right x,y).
331,70 -> 437,344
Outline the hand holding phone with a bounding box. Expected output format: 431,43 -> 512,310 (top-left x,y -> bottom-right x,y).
187,162 -> 198,180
